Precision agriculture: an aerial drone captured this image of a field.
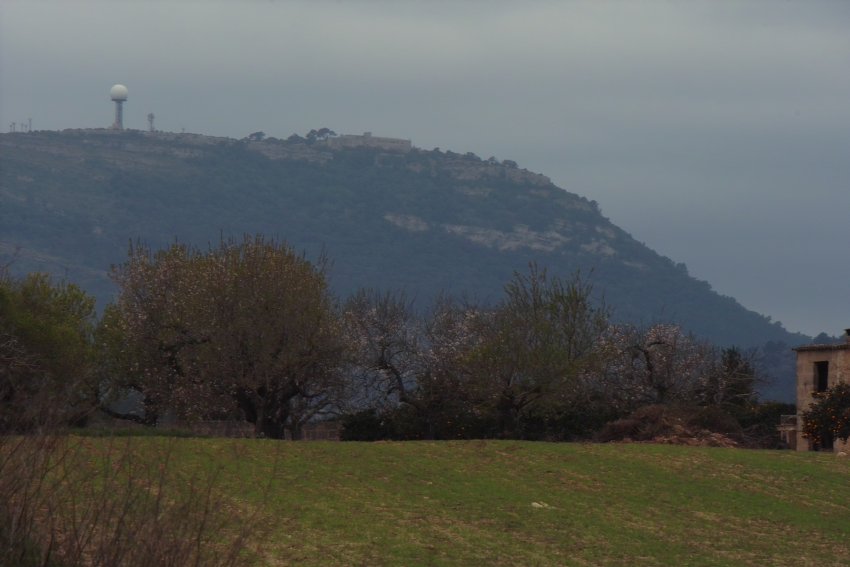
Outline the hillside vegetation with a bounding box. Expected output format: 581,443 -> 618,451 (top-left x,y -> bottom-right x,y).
0,129 -> 806,399
16,437 -> 850,566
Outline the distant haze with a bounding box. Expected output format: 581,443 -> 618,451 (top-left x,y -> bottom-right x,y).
1,1 -> 848,337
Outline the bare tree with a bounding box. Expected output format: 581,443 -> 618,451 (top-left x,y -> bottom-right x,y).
700,346 -> 758,410
343,289 -> 425,414
343,291 -> 483,438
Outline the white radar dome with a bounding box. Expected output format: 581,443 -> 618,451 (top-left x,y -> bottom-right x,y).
110,84 -> 128,101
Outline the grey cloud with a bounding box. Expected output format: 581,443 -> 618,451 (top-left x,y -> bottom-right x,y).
1,0 -> 848,336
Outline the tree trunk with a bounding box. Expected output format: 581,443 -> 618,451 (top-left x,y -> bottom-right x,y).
288,421 -> 303,441
496,394 -> 518,439
259,414 -> 286,439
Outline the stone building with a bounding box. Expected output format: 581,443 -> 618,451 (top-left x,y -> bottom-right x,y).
779,329 -> 850,451
326,131 -> 412,153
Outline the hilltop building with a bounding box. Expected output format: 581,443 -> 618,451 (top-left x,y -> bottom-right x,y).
326,131 -> 412,153
779,329 -> 850,451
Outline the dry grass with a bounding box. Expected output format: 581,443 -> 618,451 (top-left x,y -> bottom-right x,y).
0,433 -> 265,567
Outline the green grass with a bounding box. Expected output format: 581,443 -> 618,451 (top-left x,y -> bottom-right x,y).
71,439 -> 850,566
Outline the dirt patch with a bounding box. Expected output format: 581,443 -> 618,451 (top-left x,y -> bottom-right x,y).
597,405 -> 739,448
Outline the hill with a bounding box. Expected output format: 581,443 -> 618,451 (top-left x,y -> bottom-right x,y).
0,129 -> 806,398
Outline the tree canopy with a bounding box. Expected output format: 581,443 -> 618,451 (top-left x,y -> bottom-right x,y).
0,270 -> 97,430
470,265 -> 609,437
104,236 -> 346,438
0,243 -> 783,445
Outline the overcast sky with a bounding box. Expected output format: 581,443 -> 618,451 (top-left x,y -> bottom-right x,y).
2,1 -> 848,337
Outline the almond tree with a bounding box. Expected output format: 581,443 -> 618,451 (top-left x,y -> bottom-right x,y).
700,347 -> 758,411
342,290 -> 482,439
469,265 -> 609,438
343,289 -> 422,413
591,323 -> 716,413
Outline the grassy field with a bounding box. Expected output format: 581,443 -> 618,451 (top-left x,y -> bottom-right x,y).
65,438 -> 850,566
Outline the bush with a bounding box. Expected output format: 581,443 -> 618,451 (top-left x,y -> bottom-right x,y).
340,409 -> 391,441
596,405 -> 741,447
0,433 -> 265,567
596,405 -> 672,442
514,401 -> 621,441
687,406 -> 743,440
737,401 -> 796,449
802,382 -> 850,449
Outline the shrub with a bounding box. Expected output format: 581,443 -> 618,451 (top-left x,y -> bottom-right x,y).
596,404 -> 742,447
802,382 -> 850,449
687,406 -> 743,440
0,433 -> 265,567
340,409 -> 390,441
596,405 -> 673,442
737,401 -> 796,449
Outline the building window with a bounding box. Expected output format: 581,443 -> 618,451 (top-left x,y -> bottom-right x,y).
815,361 -> 829,392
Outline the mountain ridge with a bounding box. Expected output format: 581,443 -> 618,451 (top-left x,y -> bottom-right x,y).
0,128 -> 806,398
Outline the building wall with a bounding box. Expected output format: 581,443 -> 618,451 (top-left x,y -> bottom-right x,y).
327,132 -> 412,153
796,348 -> 850,409
794,342 -> 850,451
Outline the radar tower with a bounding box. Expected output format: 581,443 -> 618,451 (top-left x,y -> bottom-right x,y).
110,84 -> 128,130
